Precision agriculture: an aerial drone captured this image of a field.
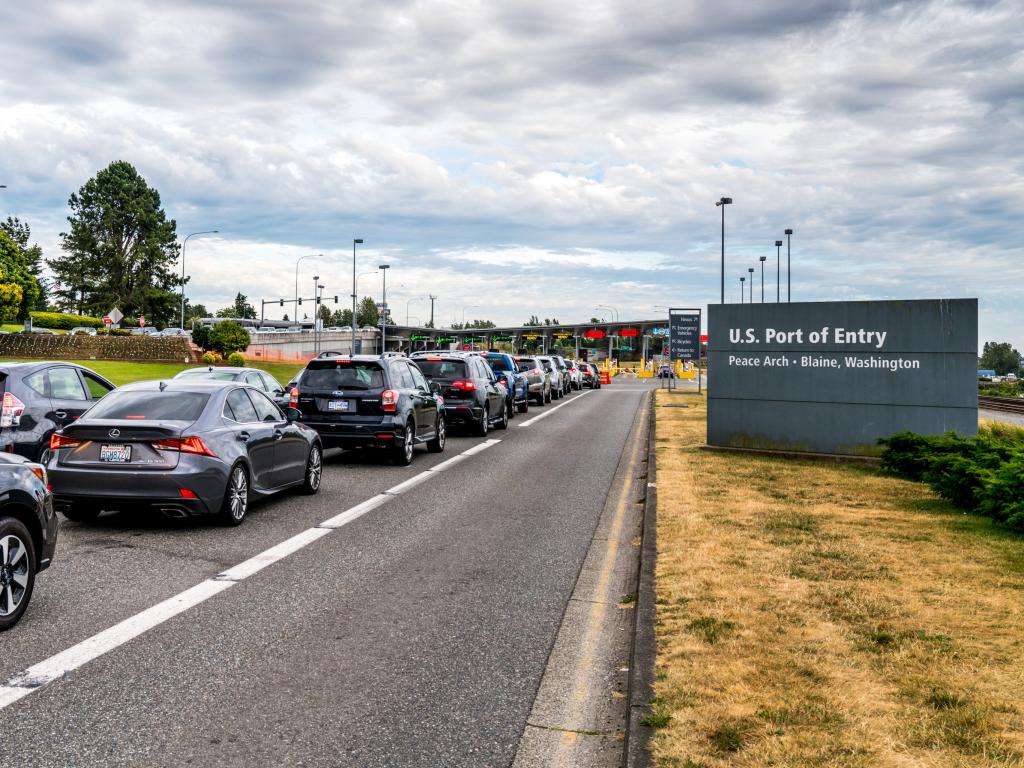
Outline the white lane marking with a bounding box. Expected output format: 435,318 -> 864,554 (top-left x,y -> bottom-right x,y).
383,471 -> 435,495
318,494 -> 390,528
0,437 -> 503,712
518,391 -> 592,428
0,579 -> 233,708
215,527 -> 332,581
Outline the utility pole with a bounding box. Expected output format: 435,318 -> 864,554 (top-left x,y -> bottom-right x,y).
429,294 -> 437,328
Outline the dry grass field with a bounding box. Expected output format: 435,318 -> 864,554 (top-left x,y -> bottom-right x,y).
650,391 -> 1024,767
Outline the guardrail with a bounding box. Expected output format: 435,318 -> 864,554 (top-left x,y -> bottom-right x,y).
978,395 -> 1024,415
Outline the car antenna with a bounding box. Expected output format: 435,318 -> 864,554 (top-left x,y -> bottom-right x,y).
207,366 -> 214,371
159,381 -> 168,391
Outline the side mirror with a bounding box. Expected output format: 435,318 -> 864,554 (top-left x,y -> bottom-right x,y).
430,381 -> 441,395
286,407 -> 301,422
274,388 -> 286,397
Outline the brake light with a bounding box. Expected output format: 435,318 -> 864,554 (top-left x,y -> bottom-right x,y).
289,387 -> 299,408
451,380 -> 476,391
531,368 -> 541,375
50,433 -> 82,451
381,389 -> 398,412
1,392 -> 25,427
152,436 -> 217,457
178,488 -> 198,499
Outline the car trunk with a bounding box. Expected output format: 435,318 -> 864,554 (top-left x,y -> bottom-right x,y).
297,361 -> 388,422
57,419 -> 195,470
413,360 -> 472,403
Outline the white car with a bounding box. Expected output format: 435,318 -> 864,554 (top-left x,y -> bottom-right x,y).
70,326 -> 97,336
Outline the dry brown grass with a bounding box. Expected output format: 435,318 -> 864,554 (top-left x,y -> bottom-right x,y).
649,391 -> 1024,768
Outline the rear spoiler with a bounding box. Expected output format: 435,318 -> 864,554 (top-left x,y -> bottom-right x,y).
60,419 -> 192,441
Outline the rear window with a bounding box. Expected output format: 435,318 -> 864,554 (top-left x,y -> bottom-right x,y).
486,356 -> 512,372
84,391 -> 210,421
414,360 -> 467,379
302,362 -> 384,390
177,369 -> 238,381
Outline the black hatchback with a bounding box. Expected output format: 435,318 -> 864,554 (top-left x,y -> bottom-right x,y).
410,352 -> 508,436
291,354 -> 446,465
0,362 -> 116,463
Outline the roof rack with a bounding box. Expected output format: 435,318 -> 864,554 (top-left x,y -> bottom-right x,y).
317,351 -> 347,358
380,351 -> 405,358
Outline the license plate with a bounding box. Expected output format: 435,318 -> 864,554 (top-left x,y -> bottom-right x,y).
100,444 -> 131,463
328,400 -> 351,412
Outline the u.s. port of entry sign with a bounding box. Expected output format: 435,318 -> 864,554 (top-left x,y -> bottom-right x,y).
707,298 -> 977,456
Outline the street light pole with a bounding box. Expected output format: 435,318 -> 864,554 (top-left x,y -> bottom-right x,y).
180,230 -> 218,329
785,229 -> 793,302
379,264 -> 390,354
715,197 -> 732,304
428,294 -> 437,328
759,256 -> 767,302
740,276 -> 745,304
312,276 -> 320,353
351,239 -> 363,355
405,296 -> 420,325
748,268 -> 754,303
294,254 -> 320,320
775,240 -> 783,302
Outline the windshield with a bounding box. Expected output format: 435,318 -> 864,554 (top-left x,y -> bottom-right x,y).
486,356 -> 512,372
302,362 -> 384,390
85,391 -> 210,421
176,369 -> 238,381
413,360 -> 467,379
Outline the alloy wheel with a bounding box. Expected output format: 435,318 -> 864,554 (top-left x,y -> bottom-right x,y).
0,534 -> 30,618
229,467 -> 248,522
436,417 -> 446,450
307,445 -> 322,491
403,424 -> 415,463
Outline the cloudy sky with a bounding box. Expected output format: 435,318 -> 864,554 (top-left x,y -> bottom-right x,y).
1,0 -> 1021,346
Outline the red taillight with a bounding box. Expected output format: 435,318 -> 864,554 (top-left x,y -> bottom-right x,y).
50,433 -> 82,451
1,392 -> 26,427
289,387 -> 299,408
152,436 -> 217,457
531,368 -> 541,375
451,380 -> 476,391
381,389 -> 398,412
178,488 -> 198,499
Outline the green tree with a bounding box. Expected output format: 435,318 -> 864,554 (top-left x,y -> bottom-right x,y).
524,315 -> 541,326
317,303 -> 333,326
1,218 -> 46,311
209,321 -> 250,355
463,318 -> 495,329
184,302 -> 208,324
331,308 -> 353,326
282,313 -> 290,322
50,161 -> 182,323
0,230 -> 42,321
979,342 -> 1022,375
356,296 -> 379,327
216,292 -> 257,319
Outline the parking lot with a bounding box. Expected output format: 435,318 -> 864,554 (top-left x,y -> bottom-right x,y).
0,379 -> 655,767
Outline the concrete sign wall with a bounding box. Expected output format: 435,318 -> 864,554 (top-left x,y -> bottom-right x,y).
707,298 -> 977,455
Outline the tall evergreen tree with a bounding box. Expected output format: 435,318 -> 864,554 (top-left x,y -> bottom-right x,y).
50,161 -> 182,323
356,296 -> 379,327
0,231 -> 41,321
216,292 -> 257,319
1,218 -> 46,310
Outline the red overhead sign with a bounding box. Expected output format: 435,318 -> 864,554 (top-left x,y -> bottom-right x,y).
583,329 -> 606,340
701,334 -> 708,343
619,328 -> 640,337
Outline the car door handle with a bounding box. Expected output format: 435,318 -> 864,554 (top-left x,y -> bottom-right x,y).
237,432 -> 250,442
54,410 -> 68,419
273,430 -> 284,441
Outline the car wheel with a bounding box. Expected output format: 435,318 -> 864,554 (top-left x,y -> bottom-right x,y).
506,398 -> 515,421
61,504 -> 102,523
37,445 -> 51,466
427,415 -> 446,453
219,464 -> 249,526
517,397 -> 529,414
300,443 -> 322,495
495,402 -> 509,430
544,387 -> 551,404
393,421 -> 415,466
474,406 -> 489,437
0,516 -> 36,632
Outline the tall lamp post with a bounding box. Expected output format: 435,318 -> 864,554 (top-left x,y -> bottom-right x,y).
715,197 -> 733,304
406,296 -> 421,325
748,268 -> 754,303
180,230 -> 218,328
312,276 -> 320,353
294,254 -> 321,319
775,240 -> 783,302
784,228 -> 793,302
740,276 -> 745,304
378,264 -> 390,354
351,238 -> 363,356
759,256 -> 767,302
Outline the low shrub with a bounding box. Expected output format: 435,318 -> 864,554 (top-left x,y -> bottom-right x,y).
208,321 -> 249,355
30,311 -> 103,330
226,351 -> 245,367
201,351 -> 222,365
878,431 -> 973,482
191,325 -> 211,350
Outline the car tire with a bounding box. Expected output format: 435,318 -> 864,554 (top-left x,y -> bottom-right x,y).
37,445 -> 52,466
219,464 -> 250,526
517,397 -> 529,414
506,398 -> 515,421
544,388 -> 551,404
474,406 -> 489,437
393,421 -> 415,466
495,402 -> 509,430
60,504 -> 102,523
0,515 -> 36,632
427,415 -> 446,453
300,443 -> 322,495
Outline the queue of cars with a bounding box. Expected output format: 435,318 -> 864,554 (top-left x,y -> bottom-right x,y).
0,348 -> 601,630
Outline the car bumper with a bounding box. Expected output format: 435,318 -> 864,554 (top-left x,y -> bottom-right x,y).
443,404 -> 483,425
301,416 -> 405,448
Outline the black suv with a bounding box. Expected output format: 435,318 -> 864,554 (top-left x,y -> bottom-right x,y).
410,352 -> 508,436
291,353 -> 445,465
0,452 -> 57,631
0,362 -> 116,463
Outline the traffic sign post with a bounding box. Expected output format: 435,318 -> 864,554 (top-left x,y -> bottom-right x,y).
669,307 -> 702,394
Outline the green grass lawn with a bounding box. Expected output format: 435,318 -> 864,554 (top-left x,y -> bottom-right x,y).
1,324 -> 68,334
0,357 -> 305,386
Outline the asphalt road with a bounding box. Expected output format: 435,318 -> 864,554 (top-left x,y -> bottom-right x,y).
0,380 -> 655,767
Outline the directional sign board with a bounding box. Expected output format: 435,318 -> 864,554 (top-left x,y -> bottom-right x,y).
669,309 -> 701,362
108,308 -> 124,324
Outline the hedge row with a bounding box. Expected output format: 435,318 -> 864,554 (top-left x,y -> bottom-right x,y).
30,311 -> 104,330
879,427 -> 1024,531
0,333 -> 198,362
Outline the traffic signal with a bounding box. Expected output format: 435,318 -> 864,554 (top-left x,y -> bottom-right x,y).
316,296 -> 321,304
279,299 -> 284,307
334,295 -> 338,304
298,298 -> 302,305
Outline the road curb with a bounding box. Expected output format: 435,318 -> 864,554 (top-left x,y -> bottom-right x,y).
623,391 -> 657,768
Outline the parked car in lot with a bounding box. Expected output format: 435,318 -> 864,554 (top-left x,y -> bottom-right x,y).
157,328 -> 190,337
536,356 -> 566,400
579,363 -> 601,389
48,380 -> 322,525
0,453 -> 56,631
70,326 -> 97,336
0,362 -> 116,463
410,352 -> 508,435
515,356 -> 552,405
130,327 -> 159,336
291,354 -> 445,465
173,366 -> 288,407
479,351 -> 529,415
